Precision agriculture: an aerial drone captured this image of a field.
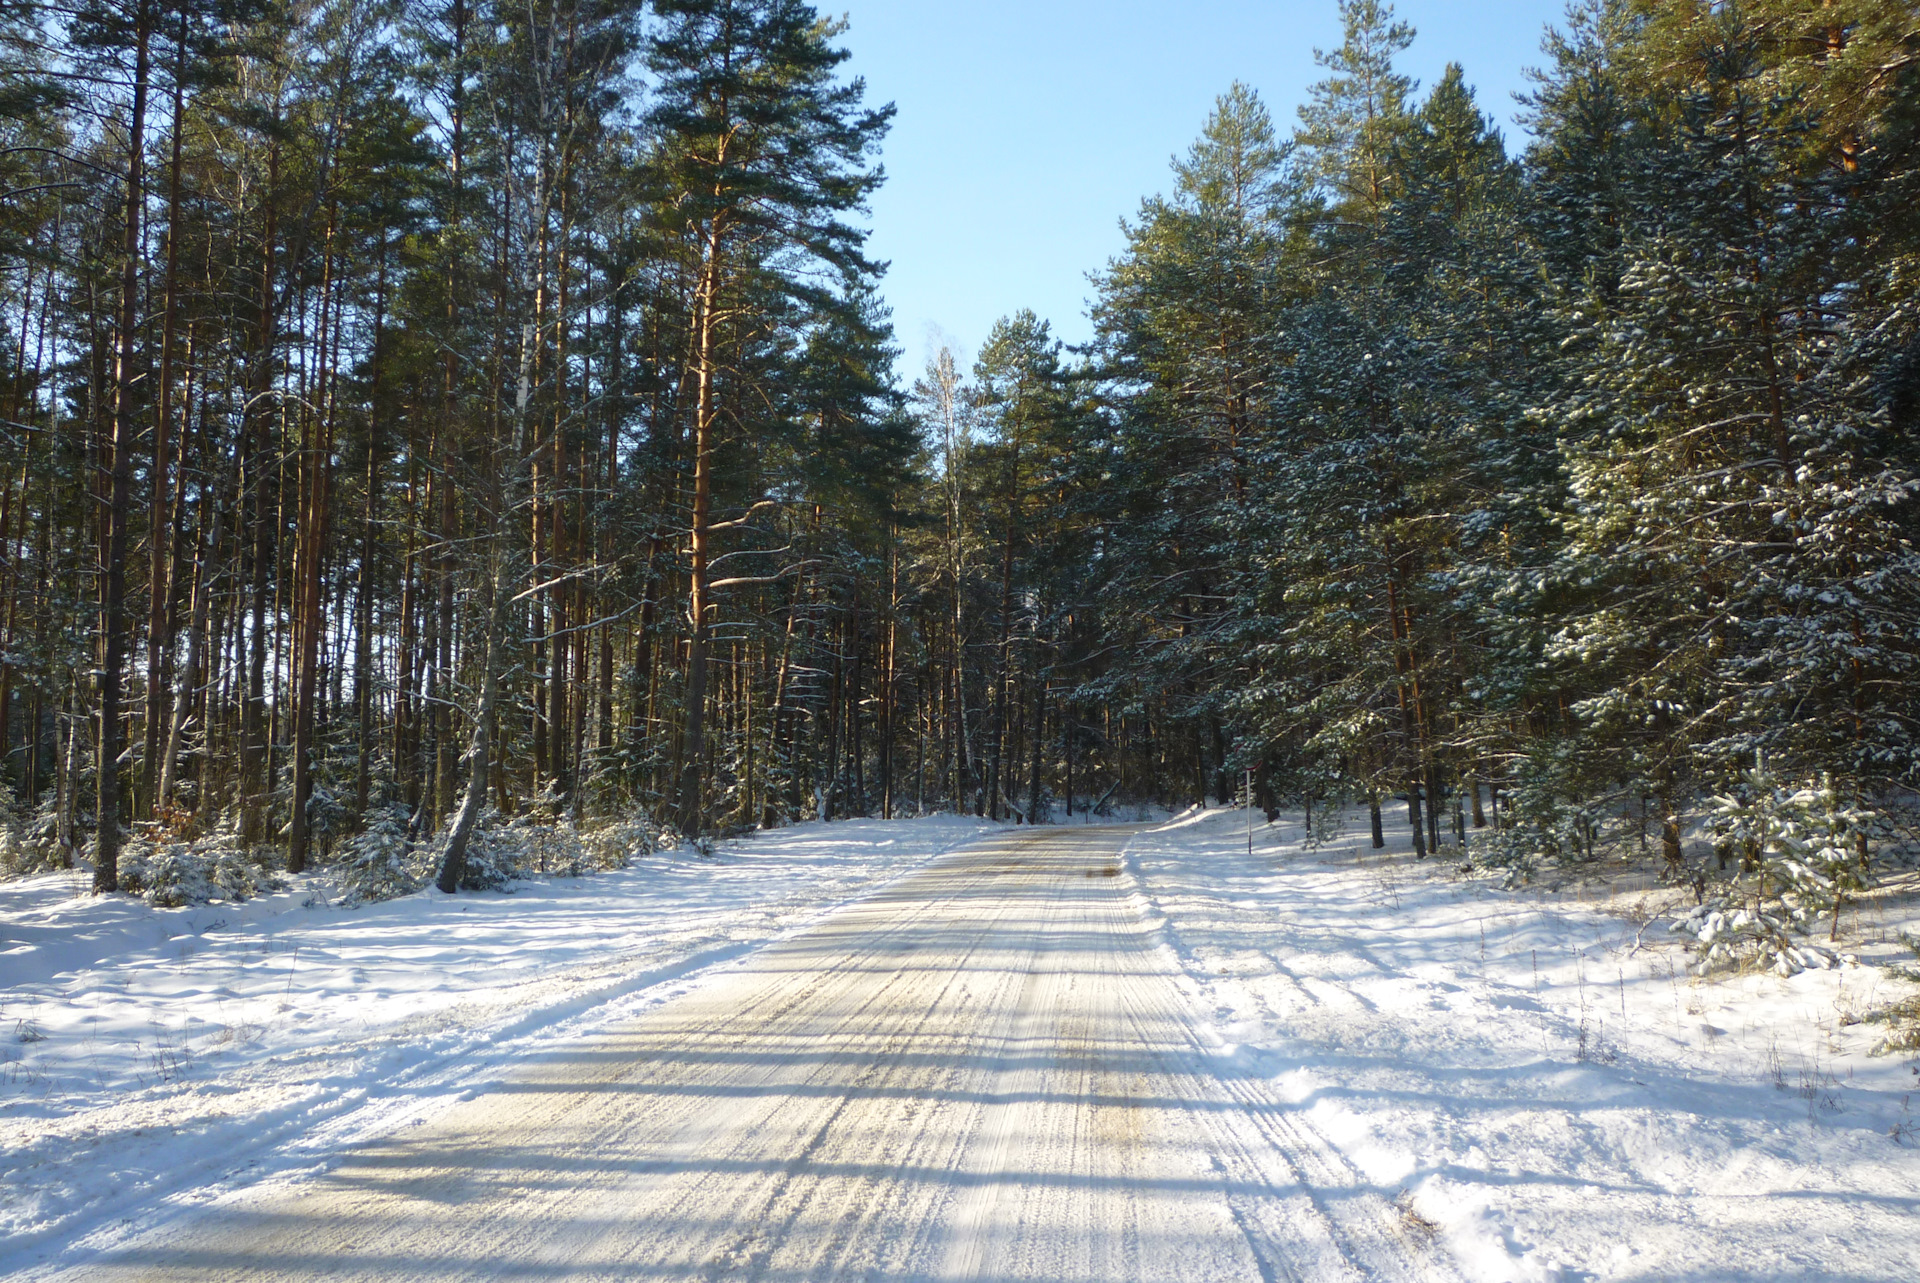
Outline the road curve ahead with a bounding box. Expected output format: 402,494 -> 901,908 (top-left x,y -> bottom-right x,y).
58,827 -> 1456,1283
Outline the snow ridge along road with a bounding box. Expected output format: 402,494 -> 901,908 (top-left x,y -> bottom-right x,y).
35,826 -> 1457,1282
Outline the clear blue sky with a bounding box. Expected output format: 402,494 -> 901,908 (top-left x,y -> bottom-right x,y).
835,0 -> 1573,374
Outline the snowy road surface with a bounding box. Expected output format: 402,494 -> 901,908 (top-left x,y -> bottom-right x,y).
10,808 -> 1920,1282
37,826 -> 1456,1282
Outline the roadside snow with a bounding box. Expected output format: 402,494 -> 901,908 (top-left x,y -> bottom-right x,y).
1124,805 -> 1920,1283
0,814 -> 998,1267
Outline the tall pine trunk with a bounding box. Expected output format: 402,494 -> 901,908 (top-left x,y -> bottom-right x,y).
677,222 -> 725,837
95,0 -> 152,892
141,14 -> 190,820
438,325 -> 535,891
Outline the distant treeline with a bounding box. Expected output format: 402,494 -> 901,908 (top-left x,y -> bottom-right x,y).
0,0 -> 1914,893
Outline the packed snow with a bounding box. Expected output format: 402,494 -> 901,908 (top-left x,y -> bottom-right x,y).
3,806 -> 1918,1280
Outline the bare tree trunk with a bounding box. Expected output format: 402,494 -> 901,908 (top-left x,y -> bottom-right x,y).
676,223 -> 726,837
848,592 -> 864,815
990,524 -> 1013,821
395,446 -> 419,812
353,253 -> 388,818
818,620 -> 842,822
239,139 -> 280,847
141,11 -> 190,820
95,0 -> 152,892
1028,673 -> 1044,825
880,539 -> 896,819
1385,539 -> 1428,860
433,467 -> 456,823
1063,706 -> 1073,819
57,688 -> 79,866
1426,759 -> 1443,854
288,207 -> 340,873
157,484 -> 225,813
438,325 -> 535,892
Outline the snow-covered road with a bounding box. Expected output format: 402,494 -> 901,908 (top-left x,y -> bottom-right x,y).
9,808 -> 1920,1281
30,826 -> 1454,1282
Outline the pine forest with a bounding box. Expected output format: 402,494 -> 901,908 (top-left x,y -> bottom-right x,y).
0,0 -> 1917,918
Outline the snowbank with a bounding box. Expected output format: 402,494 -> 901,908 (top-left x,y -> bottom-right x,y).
1124,804 -> 1920,1282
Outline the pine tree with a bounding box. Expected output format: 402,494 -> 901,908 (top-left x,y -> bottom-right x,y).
645,0 -> 891,836
1086,84 -> 1290,807
1543,0 -> 1920,864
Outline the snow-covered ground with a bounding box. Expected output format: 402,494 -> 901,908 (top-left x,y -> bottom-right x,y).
1132,805 -> 1920,1281
4,805 -> 1919,1281
0,815 -> 998,1269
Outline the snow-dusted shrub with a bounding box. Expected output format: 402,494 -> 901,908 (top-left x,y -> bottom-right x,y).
455,832 -> 520,890
412,805 -> 667,895
1462,825 -> 1540,889
1462,750 -> 1609,886
420,810 -> 537,892
117,833 -> 283,907
335,807 -> 427,905
580,817 -> 658,869
0,819 -> 55,878
304,783 -> 354,860
1666,900 -> 1844,976
1668,764 -> 1878,975
1709,770 -> 1875,931
1869,935 -> 1920,1054
483,780 -> 623,877
498,812 -> 590,876
1299,799 -> 1346,851
0,784 -> 66,878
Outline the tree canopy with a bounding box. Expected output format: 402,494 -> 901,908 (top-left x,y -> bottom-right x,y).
0,0 -> 1914,907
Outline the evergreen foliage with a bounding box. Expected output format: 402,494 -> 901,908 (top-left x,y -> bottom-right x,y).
1069,0 -> 1919,917
0,0 -> 1913,954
